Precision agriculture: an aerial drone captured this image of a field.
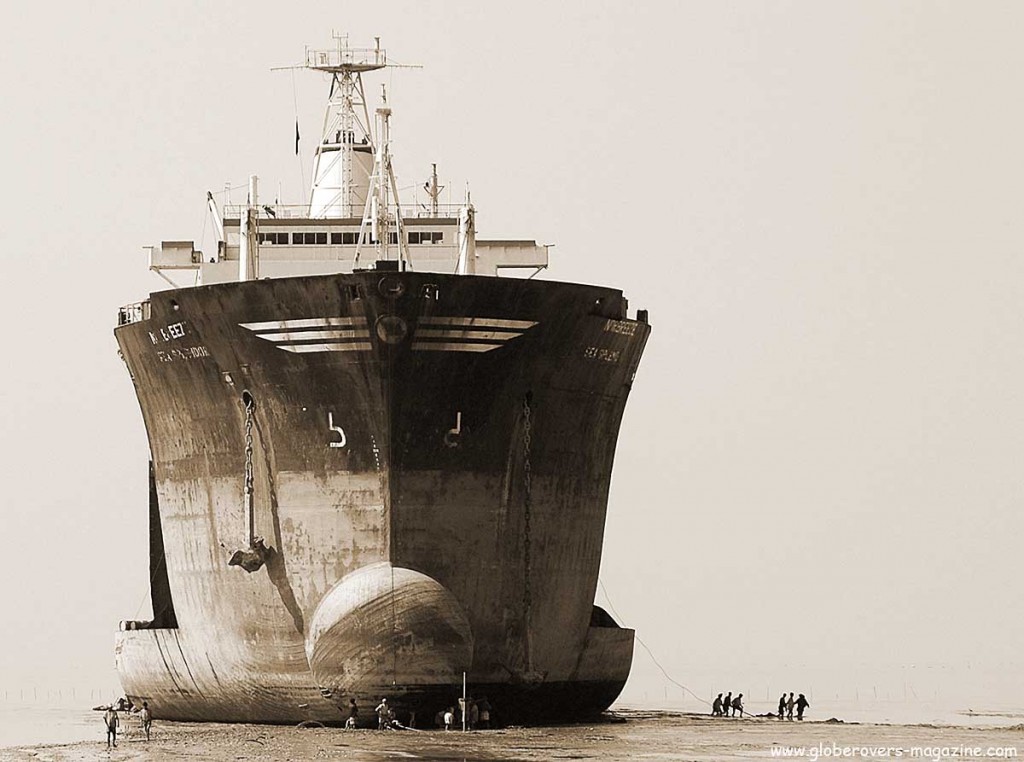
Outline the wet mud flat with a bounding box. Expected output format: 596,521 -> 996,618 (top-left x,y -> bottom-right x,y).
3,709 -> 1022,762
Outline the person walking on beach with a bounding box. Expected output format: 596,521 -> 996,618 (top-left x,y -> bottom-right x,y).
103,705 -> 119,748
712,693 -> 723,716
723,692 -> 732,717
786,692 -> 795,720
375,698 -> 390,730
732,693 -> 744,718
139,701 -> 152,741
777,693 -> 787,719
796,694 -> 810,720
346,698 -> 358,729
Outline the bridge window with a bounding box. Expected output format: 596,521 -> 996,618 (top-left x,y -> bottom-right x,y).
409,231 -> 443,245
258,232 -> 289,245
291,232 -> 329,245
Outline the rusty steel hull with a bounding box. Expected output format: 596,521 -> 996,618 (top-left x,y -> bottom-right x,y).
114,270 -> 649,724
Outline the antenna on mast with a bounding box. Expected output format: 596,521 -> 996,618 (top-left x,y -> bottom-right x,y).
296,34 -> 403,219
279,35 -> 419,268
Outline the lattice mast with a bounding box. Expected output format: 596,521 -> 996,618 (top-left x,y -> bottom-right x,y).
303,35 -> 386,219
302,35 -> 413,269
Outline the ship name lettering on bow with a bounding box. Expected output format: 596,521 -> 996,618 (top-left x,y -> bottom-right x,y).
602,319 -> 637,337
150,321 -> 188,345
583,346 -> 621,363
156,345 -> 211,363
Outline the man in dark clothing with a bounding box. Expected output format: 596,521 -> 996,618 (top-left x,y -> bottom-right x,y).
786,692 -> 795,720
723,692 -> 733,717
477,696 -> 492,729
778,693 -> 787,719
796,694 -> 810,720
732,693 -> 744,718
712,693 -> 723,716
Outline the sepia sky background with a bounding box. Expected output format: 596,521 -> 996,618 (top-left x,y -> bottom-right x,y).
1,1 -> 1022,712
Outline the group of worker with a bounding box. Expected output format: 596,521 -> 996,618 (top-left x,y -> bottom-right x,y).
777,692 -> 810,720
101,698 -> 152,748
345,696 -> 494,731
434,696 -> 492,730
711,691 -> 811,720
712,692 -> 745,717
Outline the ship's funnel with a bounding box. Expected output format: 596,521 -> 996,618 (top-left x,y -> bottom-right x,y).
305,562 -> 473,699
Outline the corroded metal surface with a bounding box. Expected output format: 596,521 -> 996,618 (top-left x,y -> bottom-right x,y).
114,270 -> 649,723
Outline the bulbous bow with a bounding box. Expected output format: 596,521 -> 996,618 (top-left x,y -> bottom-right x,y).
305,562 -> 474,701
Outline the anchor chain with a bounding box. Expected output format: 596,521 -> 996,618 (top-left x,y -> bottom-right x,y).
229,392 -> 266,573
522,394 -> 533,666
243,394 -> 255,518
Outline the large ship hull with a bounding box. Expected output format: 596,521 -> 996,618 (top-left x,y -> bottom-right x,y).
114,270 -> 649,724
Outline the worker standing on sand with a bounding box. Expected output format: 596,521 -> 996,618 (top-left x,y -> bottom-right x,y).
786,692 -> 795,720
723,692 -> 733,717
777,693 -> 786,719
478,696 -> 492,729
375,698 -> 390,730
796,694 -> 810,720
140,701 -> 152,741
102,706 -> 119,748
346,698 -> 358,729
732,693 -> 744,718
712,694 -> 723,716
444,706 -> 455,731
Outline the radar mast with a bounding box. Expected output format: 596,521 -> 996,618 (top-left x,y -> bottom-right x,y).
303,34 -> 387,219
301,35 -> 413,269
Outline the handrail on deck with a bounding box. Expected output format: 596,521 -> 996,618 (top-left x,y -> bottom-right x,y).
222,203 -> 462,221
117,301 -> 151,326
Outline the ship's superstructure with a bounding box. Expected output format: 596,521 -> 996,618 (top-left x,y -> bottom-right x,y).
115,35 -> 650,725
148,38 -> 548,288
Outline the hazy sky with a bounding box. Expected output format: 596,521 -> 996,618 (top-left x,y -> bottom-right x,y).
1,1 -> 1022,711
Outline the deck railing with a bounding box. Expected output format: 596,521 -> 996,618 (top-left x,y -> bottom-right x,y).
117,301 -> 151,326
222,203 -> 462,221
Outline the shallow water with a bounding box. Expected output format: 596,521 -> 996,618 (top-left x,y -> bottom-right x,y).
0,703 -> 108,748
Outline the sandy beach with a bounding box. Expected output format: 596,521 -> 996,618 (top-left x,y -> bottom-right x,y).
2,710 -> 1021,762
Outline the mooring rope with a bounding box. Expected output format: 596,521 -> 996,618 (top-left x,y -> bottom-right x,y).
597,578 -> 713,708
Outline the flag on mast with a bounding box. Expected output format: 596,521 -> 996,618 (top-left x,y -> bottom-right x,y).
295,120 -> 300,155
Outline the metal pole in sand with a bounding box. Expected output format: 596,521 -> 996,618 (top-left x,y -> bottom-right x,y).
462,672 -> 467,732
